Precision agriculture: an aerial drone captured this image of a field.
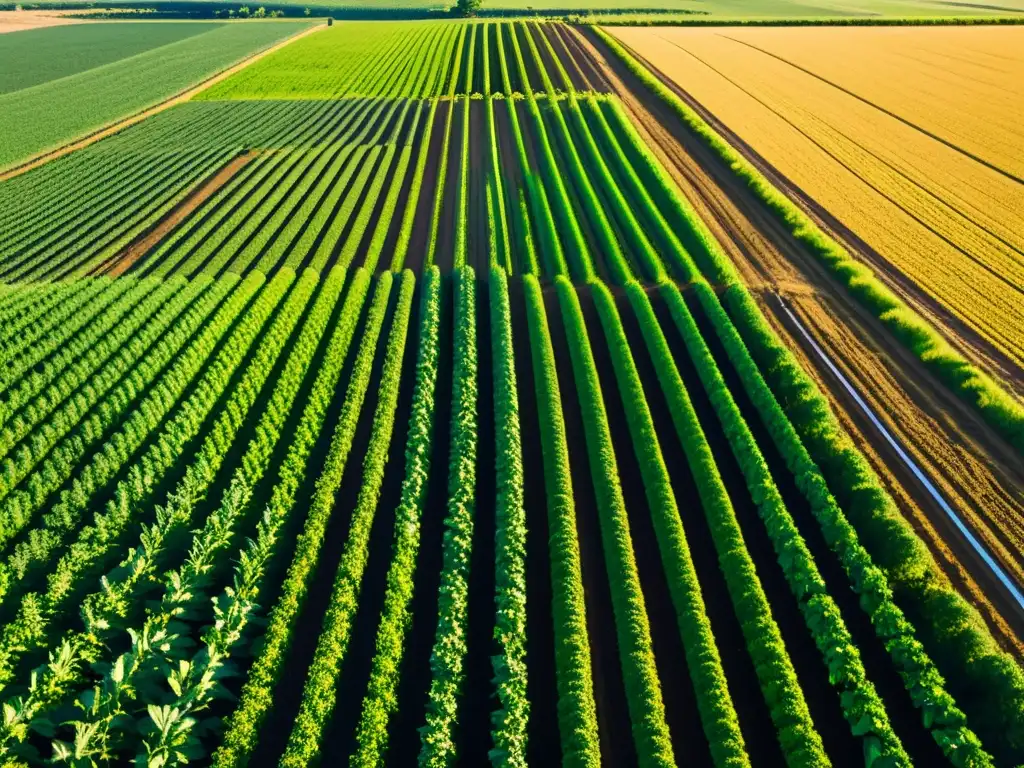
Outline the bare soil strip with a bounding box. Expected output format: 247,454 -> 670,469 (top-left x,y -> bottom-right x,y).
92,151 -> 256,277
572,25 -> 1024,652
0,22 -> 324,183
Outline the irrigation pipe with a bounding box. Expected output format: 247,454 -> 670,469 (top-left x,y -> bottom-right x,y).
773,294 -> 1024,614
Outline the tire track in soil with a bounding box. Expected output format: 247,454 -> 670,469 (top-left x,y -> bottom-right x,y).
457,278 -> 498,763
507,279 -> 560,764
686,290 -> 950,765
403,101 -> 448,273
642,288 -> 785,768
249,283 -> 382,766
383,275 -> 454,765
578,285 -> 711,767
572,25 -> 1024,653
543,284 -> 634,768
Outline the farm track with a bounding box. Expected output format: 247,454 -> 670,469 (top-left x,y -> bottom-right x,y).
574,24 -> 1024,651
0,22 -> 325,183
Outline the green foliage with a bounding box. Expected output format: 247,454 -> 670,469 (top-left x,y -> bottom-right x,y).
279,272 -> 403,766
0,23 -> 310,171
554,276 -> 675,767
685,280 -> 994,765
521,275 -> 599,768
350,266 -> 444,766
212,268 -> 373,768
616,279 -> 827,767
420,267 -> 478,766
488,266 -> 530,767
720,284 -> 1024,764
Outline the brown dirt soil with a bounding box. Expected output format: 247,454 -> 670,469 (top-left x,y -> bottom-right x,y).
0,22 -> 324,182
92,151 -> 256,277
570,25 -> 1024,652
404,101 -> 448,273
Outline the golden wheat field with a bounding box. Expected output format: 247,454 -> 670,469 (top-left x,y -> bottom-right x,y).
612,25 -> 1024,367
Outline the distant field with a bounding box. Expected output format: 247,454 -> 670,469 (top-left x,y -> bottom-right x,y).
611,25 -> 1024,366
489,0 -> 1024,15
0,21 -> 313,170
0,22 -> 220,94
198,21 -> 463,99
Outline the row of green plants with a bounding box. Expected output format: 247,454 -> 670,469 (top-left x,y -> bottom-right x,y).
0,278 -> 140,398
591,280 -> 749,768
425,27 -> 468,269
145,100 -> 361,277
0,278 -> 190,473
720,285 -> 1024,764
684,280 -> 994,765
2,267 -> 349,765
0,277 -> 225,562
420,266 -> 478,765
660,281 -> 916,765
453,28 -> 476,270
0,278 -> 169,444
0,278 -> 107,361
554,276 -> 675,767
4,137 -> 240,282
212,267 -> 375,768
350,266 -> 445,765
528,22 -> 668,285
504,24 -> 593,282
487,267 -> 529,767
591,25 -> 1024,452
277,271 -> 401,766
521,275 -> 600,768
389,100 -> 440,271
0,271 -> 277,691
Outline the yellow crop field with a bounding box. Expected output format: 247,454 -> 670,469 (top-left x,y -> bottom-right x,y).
611,25 -> 1024,367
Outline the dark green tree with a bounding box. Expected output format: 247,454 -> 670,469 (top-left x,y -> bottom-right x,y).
455,0 -> 482,16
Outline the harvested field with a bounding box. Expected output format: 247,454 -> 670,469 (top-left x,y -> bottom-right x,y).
608,25 -> 1024,371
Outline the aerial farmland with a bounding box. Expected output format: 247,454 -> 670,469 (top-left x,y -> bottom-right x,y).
0,8 -> 1020,768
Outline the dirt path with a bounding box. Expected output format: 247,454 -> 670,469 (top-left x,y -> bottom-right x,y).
0,22 -> 324,183
91,151 -> 256,277
0,10 -> 89,34
570,25 -> 1024,653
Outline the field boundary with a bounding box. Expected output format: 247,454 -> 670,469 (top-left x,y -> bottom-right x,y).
0,20 -> 323,182
591,24 -> 1024,454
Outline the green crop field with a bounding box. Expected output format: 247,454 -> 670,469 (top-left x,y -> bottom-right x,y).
0,21 -> 313,171
0,22 -> 223,94
0,17 -> 1020,768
